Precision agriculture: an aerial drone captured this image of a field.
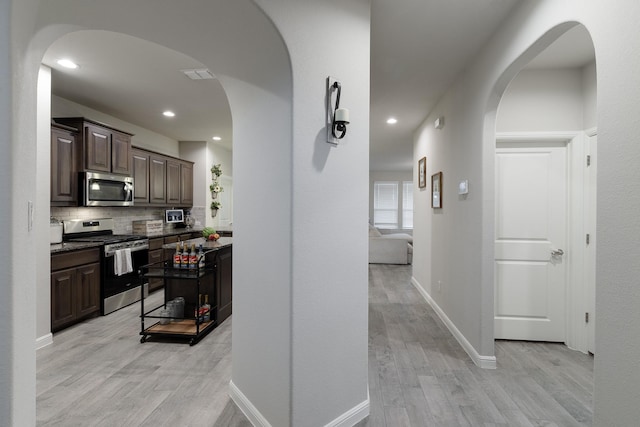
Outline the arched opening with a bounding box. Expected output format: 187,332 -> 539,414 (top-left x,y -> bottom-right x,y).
488,23 -> 597,353
18,1 -> 294,424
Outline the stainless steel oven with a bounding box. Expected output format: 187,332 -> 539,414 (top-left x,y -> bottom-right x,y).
64,218 -> 149,314
81,171 -> 134,207
102,238 -> 149,314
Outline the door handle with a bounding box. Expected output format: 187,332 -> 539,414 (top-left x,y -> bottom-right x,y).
551,249 -> 564,257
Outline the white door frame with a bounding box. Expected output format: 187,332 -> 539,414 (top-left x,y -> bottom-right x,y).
496,131 -> 595,353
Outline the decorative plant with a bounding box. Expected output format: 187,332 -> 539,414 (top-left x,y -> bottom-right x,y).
210,164 -> 222,179
209,183 -> 224,193
210,163 -> 223,213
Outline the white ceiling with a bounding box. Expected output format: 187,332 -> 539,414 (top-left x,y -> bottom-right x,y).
43,31 -> 234,150
42,1 -> 594,171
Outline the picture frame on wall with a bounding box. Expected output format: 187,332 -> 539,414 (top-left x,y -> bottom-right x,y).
432,172 -> 442,208
418,157 -> 427,188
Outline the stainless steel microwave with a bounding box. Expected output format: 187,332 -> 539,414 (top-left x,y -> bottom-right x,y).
81,171 -> 134,207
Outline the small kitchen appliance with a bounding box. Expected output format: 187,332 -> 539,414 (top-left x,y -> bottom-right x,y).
50,217 -> 63,244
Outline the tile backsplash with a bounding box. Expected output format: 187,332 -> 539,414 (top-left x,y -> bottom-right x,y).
51,206 -> 193,234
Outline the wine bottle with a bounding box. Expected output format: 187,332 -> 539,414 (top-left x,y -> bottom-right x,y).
198,244 -> 205,269
195,293 -> 202,323
189,243 -> 197,269
173,242 -> 181,269
203,294 -> 211,322
181,242 -> 190,269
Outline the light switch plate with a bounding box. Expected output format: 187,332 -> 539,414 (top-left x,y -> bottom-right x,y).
458,180 -> 469,195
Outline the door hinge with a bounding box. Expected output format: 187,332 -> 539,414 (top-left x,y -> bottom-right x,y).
586,234 -> 590,245
585,312 -> 590,323
587,155 -> 591,167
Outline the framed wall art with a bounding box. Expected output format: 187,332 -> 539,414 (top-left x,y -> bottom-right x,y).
432,171 -> 442,208
418,157 -> 427,188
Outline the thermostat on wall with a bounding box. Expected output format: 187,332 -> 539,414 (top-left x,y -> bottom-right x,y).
458,180 -> 469,195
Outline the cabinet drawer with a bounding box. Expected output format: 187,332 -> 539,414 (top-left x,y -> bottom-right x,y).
164,235 -> 179,244
51,248 -> 100,271
148,237 -> 164,251
179,233 -> 193,242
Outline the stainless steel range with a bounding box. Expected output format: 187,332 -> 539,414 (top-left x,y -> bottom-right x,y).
63,218 -> 149,314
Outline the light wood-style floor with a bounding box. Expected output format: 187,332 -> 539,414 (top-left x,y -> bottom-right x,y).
37,264 -> 593,426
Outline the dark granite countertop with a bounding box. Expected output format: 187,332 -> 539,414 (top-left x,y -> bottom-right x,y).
162,236 -> 232,250
50,241 -> 103,254
139,226 -> 232,239
141,229 -> 198,239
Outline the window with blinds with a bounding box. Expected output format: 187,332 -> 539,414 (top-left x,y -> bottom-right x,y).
402,181 -> 413,229
373,180 -> 414,230
373,181 -> 398,229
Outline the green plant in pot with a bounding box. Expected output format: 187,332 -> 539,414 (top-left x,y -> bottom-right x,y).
209,183 -> 223,193
211,164 -> 222,179
209,183 -> 223,199
210,200 -> 221,218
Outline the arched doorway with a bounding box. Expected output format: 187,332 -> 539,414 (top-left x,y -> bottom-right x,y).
5,2 -> 373,425
10,1 -> 293,424
490,24 -> 597,353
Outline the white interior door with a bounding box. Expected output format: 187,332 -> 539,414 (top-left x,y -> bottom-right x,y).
495,142 -> 568,341
586,134 -> 597,354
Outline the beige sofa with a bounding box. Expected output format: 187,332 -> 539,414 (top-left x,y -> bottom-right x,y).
368,225 -> 413,264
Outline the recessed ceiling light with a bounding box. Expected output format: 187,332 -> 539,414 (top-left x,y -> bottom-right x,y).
386,117 -> 398,125
163,111 -> 175,117
212,136 -> 222,141
57,59 -> 79,69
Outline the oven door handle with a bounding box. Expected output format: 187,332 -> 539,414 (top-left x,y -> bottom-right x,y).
104,245 -> 149,257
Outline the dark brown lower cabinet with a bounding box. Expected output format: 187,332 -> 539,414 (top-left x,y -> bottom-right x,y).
147,237 -> 165,292
51,248 -> 101,332
216,246 -> 232,323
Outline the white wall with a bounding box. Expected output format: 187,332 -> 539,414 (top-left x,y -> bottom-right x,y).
36,66 -> 53,348
2,0 -> 40,423
250,2 -> 370,425
497,68 -> 584,131
178,141 -> 233,230
582,62 -> 597,130
205,142 -> 232,229
411,1 -> 640,425
496,65 -> 597,133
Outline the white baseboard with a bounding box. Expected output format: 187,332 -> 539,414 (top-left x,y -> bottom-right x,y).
324,390 -> 369,427
411,277 -> 496,369
229,380 -> 272,427
229,380 -> 370,427
36,333 -> 53,350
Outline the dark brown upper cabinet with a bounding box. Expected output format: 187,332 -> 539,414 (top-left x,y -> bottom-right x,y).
51,123 -> 78,206
54,117 -> 133,176
131,148 -> 150,205
131,147 -> 193,207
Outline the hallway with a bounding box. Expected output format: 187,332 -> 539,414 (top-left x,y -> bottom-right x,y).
36,264 -> 593,426
362,264 -> 593,426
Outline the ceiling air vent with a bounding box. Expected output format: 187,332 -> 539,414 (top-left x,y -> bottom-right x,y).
181,68 -> 215,80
